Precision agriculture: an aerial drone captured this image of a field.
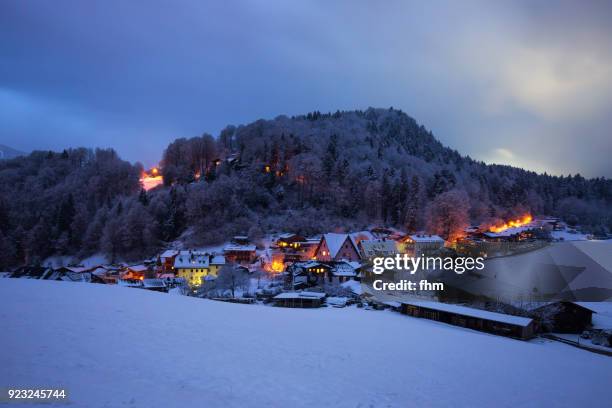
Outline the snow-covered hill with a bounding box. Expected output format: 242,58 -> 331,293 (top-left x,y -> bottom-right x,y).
1,279 -> 611,408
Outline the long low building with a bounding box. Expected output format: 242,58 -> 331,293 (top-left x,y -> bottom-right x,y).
400,300 -> 535,340
273,292 -> 326,308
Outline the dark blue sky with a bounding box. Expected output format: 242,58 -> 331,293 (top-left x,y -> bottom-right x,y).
1,0 -> 611,177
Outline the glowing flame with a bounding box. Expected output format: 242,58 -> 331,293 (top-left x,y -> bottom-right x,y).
489,214 -> 533,233
271,260 -> 284,272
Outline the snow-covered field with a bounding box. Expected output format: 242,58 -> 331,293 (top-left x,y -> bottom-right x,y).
1,280 -> 611,408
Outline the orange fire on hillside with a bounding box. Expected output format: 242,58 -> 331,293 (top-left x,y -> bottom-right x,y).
488,214 -> 533,233
140,167 -> 163,191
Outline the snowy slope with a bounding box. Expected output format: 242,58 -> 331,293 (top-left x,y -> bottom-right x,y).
1,279 -> 611,408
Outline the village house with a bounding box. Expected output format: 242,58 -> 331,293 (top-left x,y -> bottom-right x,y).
314,233 -> 361,262
173,251 -> 211,286
287,260 -> 360,288
287,261 -> 332,288
400,300 -> 535,340
402,234 -> 445,255
172,251 -> 227,286
223,244 -> 257,264
89,266 -> 120,284
275,233 -> 306,249
359,239 -> 398,259
159,249 -> 179,273
329,261 -> 360,284
121,264 -> 149,281
273,234 -> 319,262
530,301 -> 595,333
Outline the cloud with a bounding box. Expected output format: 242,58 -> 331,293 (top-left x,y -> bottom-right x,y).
1,0 -> 611,177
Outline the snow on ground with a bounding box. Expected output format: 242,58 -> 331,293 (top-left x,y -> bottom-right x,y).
580,302 -> 612,328
551,230 -> 588,241
1,280 -> 611,408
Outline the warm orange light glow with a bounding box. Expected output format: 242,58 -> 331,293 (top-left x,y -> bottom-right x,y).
140,174 -> 163,191
271,260 -> 284,272
140,166 -> 164,191
489,214 -> 533,233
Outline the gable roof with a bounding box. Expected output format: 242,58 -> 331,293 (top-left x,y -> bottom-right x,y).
322,233 -> 357,258
349,231 -> 375,247
160,250 -> 178,259
360,239 -> 398,257
127,264 -> 148,273
174,253 -> 210,269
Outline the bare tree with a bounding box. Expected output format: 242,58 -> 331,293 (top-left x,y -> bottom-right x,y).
215,264 -> 250,298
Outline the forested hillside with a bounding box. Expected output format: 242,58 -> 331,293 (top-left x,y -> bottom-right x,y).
0,108 -> 610,268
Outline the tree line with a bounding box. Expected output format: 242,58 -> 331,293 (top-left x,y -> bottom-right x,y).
0,108 -> 610,269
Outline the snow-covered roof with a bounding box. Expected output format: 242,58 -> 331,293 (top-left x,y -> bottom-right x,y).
278,233 -> 299,239
408,234 -> 444,243
360,239 -> 398,257
322,233 -> 352,258
91,267 -> 109,276
349,231 -> 375,245
127,264 -> 148,272
223,244 -> 256,252
299,261 -> 325,269
118,279 -> 143,287
332,263 -> 357,277
210,255 -> 226,265
143,279 -> 167,288
274,291 -> 326,300
160,250 -> 178,259
174,254 -> 210,269
402,300 -> 533,327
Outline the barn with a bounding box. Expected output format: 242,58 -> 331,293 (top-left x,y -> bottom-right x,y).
400,300 -> 535,340
272,292 -> 326,308
531,301 -> 595,333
